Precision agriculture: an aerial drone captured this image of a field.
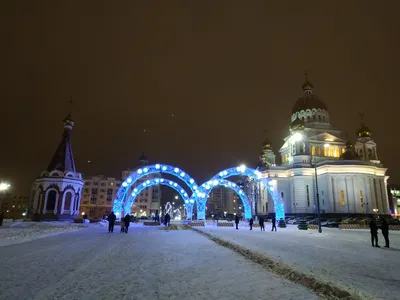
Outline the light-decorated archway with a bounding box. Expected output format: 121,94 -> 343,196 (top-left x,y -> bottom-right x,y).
198,165 -> 285,221
123,177 -> 195,218
197,179 -> 252,219
113,164 -> 198,218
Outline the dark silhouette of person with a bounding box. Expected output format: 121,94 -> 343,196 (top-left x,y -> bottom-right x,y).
164,213 -> 171,227
380,218 -> 389,248
369,217 -> 379,247
235,214 -> 239,230
107,212 -> 116,233
259,217 -> 265,231
0,212 -> 4,226
124,214 -> 131,233
271,216 -> 277,231
249,217 -> 253,230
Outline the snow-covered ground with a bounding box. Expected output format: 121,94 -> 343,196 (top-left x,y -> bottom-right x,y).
0,225 -> 319,300
198,224 -> 400,300
0,220 -> 87,247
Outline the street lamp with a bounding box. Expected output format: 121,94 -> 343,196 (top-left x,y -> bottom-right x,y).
175,195 -> 178,200
0,183 -> 11,191
312,143 -> 329,234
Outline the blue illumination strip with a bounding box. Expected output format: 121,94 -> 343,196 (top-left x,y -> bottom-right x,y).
207,165 -> 285,220
196,179 -> 252,219
123,178 -> 193,217
113,164 -> 198,217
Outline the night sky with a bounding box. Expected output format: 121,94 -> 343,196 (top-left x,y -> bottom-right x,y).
2,1 -> 400,195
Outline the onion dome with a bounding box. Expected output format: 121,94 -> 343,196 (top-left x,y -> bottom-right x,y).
292,80 -> 328,114
339,141 -> 361,160
290,117 -> 305,130
261,138 -> 272,150
357,123 -> 372,138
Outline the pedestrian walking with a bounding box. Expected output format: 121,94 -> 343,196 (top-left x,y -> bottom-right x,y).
107,212 -> 116,233
370,217 -> 380,247
381,218 -> 390,248
235,214 -> 239,230
271,216 -> 277,232
0,212 -> 4,227
249,217 -> 253,230
259,217 -> 265,231
124,214 -> 131,233
164,213 -> 171,227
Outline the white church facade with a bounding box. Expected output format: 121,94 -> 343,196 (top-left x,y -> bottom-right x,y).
255,80 -> 389,216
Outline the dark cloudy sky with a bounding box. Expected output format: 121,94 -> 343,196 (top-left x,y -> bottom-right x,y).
1,1 -> 400,194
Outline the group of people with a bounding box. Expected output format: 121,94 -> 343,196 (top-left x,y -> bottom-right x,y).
106,212 -> 131,234
370,217 -> 390,248
234,214 -> 277,231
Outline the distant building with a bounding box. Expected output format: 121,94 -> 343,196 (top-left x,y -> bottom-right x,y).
1,194 -> 29,219
79,176 -> 121,219
28,114 -> 84,220
207,186 -> 236,216
121,153 -> 162,217
388,185 -> 400,216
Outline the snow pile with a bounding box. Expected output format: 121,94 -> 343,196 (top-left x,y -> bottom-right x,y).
0,221 -> 86,247
198,225 -> 399,300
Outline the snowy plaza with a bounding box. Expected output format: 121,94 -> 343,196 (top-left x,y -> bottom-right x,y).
0,222 -> 399,300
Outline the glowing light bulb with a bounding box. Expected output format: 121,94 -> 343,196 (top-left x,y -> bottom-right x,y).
162,166 -> 167,171
189,179 -> 194,184
155,164 -> 160,169
180,172 -> 185,177
137,169 -> 143,174
143,168 -> 148,172
174,168 -> 179,173
127,177 -> 132,183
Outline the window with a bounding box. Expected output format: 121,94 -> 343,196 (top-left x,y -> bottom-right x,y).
313,115 -> 316,121
100,189 -> 105,193
89,208 -> 95,217
292,143 -> 296,155
100,195 -> 104,199
64,192 -> 72,210
91,188 -> 98,204
101,182 -> 105,186
84,188 -> 89,193
318,115 -> 321,121
311,146 -> 315,156
306,185 -> 310,207
85,182 -> 90,186
317,147 -> 321,156
46,191 -> 57,210
299,143 -> 305,154
342,148 -> 345,154
324,146 -> 329,156
93,181 -> 98,186
368,149 -> 373,159
340,190 -> 345,206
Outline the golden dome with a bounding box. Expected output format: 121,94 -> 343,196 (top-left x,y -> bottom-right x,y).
357,124 -> 372,138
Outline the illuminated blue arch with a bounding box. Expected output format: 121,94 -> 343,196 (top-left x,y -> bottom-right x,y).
113,164 -> 199,217
204,165 -> 285,221
123,178 -> 195,219
199,179 -> 251,219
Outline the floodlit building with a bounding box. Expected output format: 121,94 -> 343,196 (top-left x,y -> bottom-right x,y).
255,79 -> 389,216
28,114 -> 84,220
0,194 -> 29,219
80,176 -> 121,219
388,185 -> 400,216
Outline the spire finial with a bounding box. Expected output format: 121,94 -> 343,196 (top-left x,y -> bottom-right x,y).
63,97 -> 74,129
304,70 -> 309,81
302,71 -> 313,93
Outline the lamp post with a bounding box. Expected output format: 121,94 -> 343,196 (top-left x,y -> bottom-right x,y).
313,156 -> 322,233
312,144 -> 329,234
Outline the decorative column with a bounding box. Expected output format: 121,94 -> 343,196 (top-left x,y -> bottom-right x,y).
352,176 -> 358,213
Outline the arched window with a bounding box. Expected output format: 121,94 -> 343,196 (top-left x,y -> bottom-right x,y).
318,115 -> 321,121
317,147 -> 321,156
313,115 -> 316,121
46,190 -> 57,210
359,149 -> 363,158
64,192 -> 72,210
368,149 -> 373,159
322,116 -> 326,122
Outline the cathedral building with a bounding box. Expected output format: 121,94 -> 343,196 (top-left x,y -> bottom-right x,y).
28,114 -> 84,220
257,79 -> 389,216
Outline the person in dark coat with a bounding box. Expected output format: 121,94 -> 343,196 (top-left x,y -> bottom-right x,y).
164,213 -> 171,227
271,216 -> 277,231
107,212 -> 116,233
380,218 -> 389,248
259,217 -> 265,231
124,214 -> 131,233
370,217 -> 379,247
235,214 -> 239,230
0,212 -> 4,226
249,217 -> 254,230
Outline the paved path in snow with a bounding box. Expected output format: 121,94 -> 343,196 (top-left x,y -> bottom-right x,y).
0,225 -> 319,300
198,224 -> 400,300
